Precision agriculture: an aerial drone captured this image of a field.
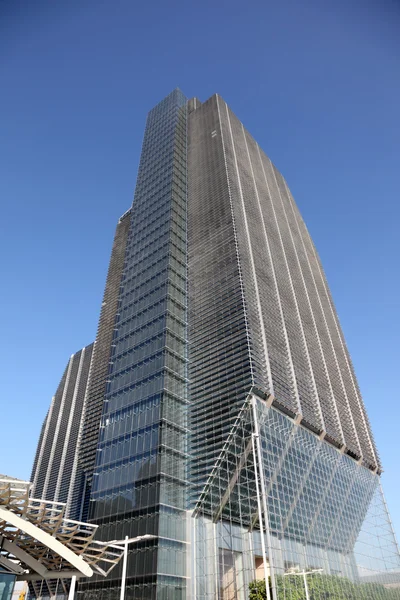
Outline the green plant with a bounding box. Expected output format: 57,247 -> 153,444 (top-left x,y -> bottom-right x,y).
249,573 -> 400,600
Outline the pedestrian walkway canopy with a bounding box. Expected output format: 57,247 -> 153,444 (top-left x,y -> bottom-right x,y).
0,475 -> 124,583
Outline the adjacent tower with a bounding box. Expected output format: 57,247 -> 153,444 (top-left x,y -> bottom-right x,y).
30,343 -> 94,518
71,208 -> 132,522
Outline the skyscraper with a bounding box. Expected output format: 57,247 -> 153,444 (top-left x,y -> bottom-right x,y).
72,207 -> 132,522
31,343 -> 94,521
31,90 -> 400,600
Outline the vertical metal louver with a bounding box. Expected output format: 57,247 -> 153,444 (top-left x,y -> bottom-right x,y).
188,94 -> 379,486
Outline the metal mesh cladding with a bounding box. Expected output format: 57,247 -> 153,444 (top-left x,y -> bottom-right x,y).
188,94 -> 379,477
188,95 -> 254,504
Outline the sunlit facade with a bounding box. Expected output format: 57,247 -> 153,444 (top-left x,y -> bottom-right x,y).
31,343 -> 94,520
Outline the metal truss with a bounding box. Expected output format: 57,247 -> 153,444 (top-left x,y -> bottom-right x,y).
0,475 -> 124,583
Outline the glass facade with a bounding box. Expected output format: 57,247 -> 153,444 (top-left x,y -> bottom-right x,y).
76,208 -> 132,523
194,395 -> 400,599
81,89 -> 189,600
0,572 -> 15,600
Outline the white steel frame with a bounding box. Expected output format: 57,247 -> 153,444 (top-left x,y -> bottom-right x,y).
0,475 -> 124,583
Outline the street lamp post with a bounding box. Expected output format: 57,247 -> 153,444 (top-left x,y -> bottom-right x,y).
120,537 -> 129,600
68,576 -> 76,600
116,534 -> 156,600
72,534 -> 156,600
283,568 -> 323,600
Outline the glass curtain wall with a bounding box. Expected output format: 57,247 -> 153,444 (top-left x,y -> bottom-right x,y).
0,572 -> 15,600
194,394 -> 400,600
80,89 -> 189,600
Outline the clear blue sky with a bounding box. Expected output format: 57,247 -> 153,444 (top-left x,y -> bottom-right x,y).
1,0 -> 399,534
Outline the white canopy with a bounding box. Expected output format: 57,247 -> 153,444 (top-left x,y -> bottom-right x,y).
0,475 -> 124,582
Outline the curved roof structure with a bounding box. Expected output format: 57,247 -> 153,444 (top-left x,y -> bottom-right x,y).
0,475 -> 124,582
